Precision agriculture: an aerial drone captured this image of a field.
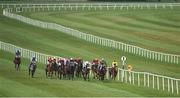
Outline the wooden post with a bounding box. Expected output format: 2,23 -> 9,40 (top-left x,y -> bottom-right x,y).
162,77 -> 165,91
176,56 -> 179,64
121,69 -> 124,82
153,75 -> 155,89
176,81 -> 179,94
132,72 -> 135,85
158,53 -> 160,61
125,71 -> 127,83
144,73 -> 146,86
173,56 -> 176,64
148,74 -> 150,87
157,76 -> 159,90
172,79 -> 174,94
138,73 -> 140,86
165,54 -> 167,62
168,55 -> 170,63
161,53 -> 163,62
168,78 -> 170,92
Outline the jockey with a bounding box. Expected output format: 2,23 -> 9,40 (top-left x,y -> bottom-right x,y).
47,57 -> 52,64
83,61 -> 89,68
128,65 -> 133,82
69,58 -> 75,67
53,57 -> 56,63
128,65 -> 132,72
100,58 -> 107,67
31,56 -> 36,64
58,58 -> 62,66
92,58 -> 99,69
93,58 -> 99,65
29,56 -> 36,69
112,60 -> 118,68
86,62 -> 91,69
98,63 -> 103,70
15,50 -> 21,58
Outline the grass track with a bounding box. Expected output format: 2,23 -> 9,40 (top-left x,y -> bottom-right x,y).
21,7 -> 180,54
0,8 -> 180,78
0,7 -> 180,96
0,50 -> 179,97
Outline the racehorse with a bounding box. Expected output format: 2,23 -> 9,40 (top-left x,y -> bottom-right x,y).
45,63 -> 53,78
57,59 -> 67,80
91,63 -> 99,79
29,62 -> 37,78
109,67 -> 118,80
91,58 -> 100,79
82,62 -> 91,81
98,66 -> 107,81
74,58 -> 83,78
52,61 -> 58,77
66,59 -> 75,80
13,57 -> 21,71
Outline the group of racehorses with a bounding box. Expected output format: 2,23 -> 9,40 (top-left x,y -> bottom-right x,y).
13,57 -> 118,81
14,56 -> 37,78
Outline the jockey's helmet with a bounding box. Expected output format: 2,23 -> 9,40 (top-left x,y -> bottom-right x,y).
32,56 -> 36,61
53,57 -> 56,61
48,57 -> 52,60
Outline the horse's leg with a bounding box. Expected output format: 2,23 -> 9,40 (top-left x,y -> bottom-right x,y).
115,72 -> 117,80
31,71 -> 34,78
84,73 -> 86,81
14,64 -> 16,70
68,73 -> 70,80
82,73 -> 85,80
18,64 -> 20,71
84,72 -> 86,81
48,69 -> 50,77
51,71 -> 53,79
109,71 -> 111,80
60,72 -> 62,80
54,70 -> 56,77
87,73 -> 89,81
63,72 -> 66,79
102,73 -> 105,81
113,71 -> 115,80
16,64 -> 18,71
93,71 -> 95,79
71,70 -> 73,80
57,70 -> 59,79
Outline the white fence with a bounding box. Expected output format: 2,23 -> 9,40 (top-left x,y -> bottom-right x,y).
0,40 -> 179,95
3,7 -> 180,64
0,41 -> 61,64
1,3 -> 180,9
116,68 -> 180,95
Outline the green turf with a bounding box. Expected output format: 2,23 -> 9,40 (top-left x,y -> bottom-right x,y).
20,7 -> 180,55
0,8 -> 180,79
0,50 -> 179,97
0,6 -> 180,96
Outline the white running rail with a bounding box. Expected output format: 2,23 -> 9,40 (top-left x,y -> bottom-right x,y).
2,4 -> 180,64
